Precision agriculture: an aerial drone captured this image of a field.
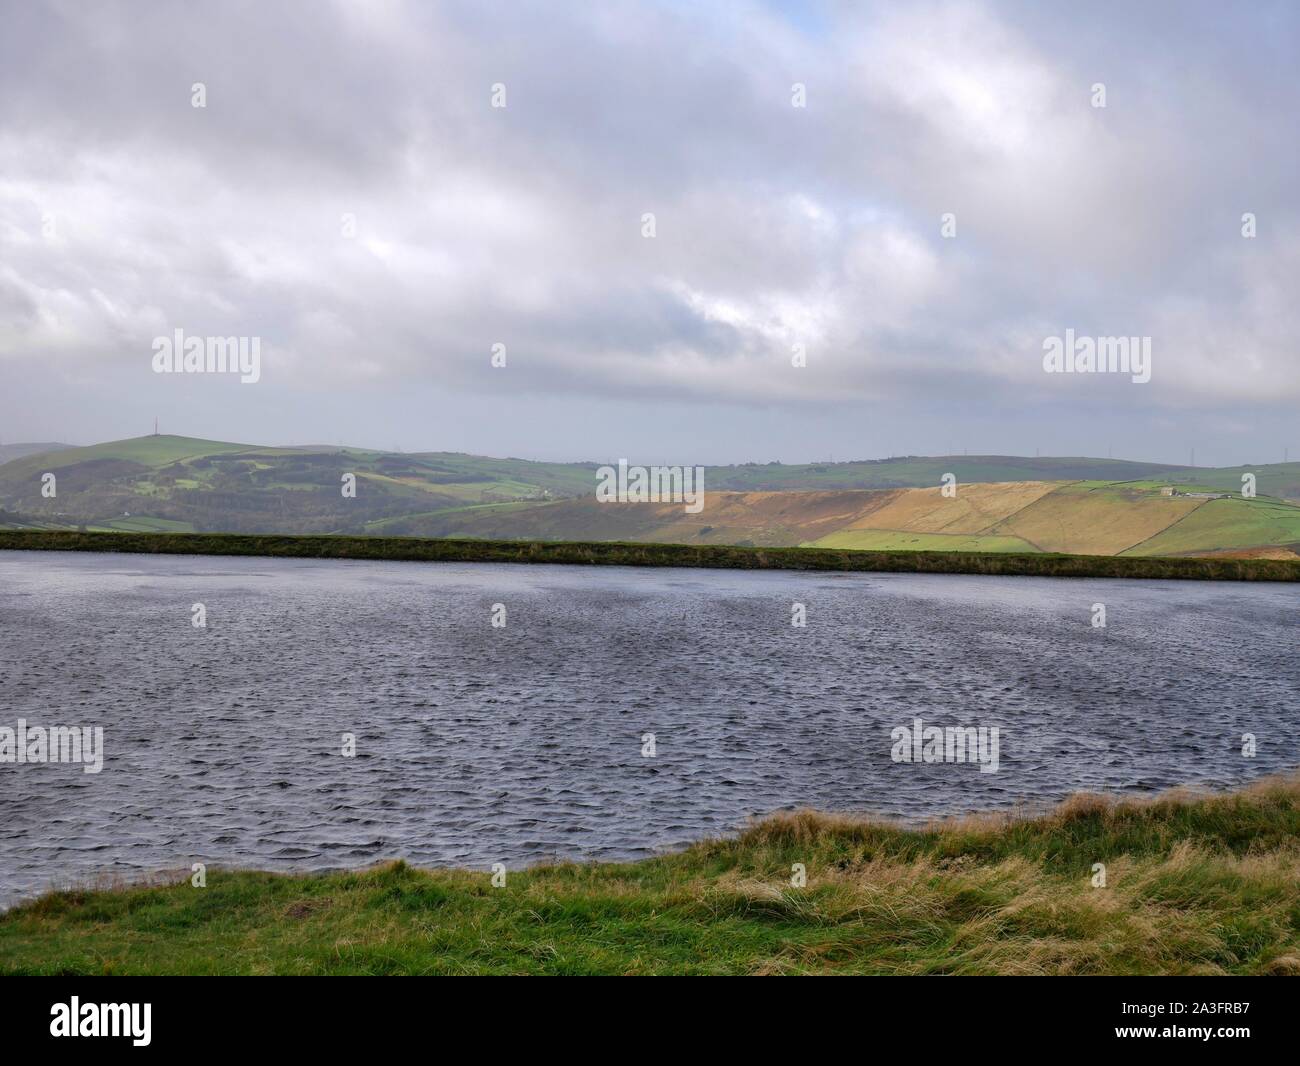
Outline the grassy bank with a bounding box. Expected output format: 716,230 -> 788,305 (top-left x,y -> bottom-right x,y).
1,529 -> 1297,581
4,777 -> 1300,975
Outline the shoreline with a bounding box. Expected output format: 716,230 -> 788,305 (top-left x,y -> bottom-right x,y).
4,775 -> 1299,975
2,529 -> 1297,581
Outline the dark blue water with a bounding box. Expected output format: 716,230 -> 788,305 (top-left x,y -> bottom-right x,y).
0,549 -> 1295,906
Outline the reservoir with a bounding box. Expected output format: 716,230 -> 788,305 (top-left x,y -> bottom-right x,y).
1,549 -> 1295,907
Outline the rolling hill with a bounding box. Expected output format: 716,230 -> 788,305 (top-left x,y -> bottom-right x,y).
0,442 -> 73,465
1,435 -> 1297,557
383,482 -> 1300,559
0,436 -> 596,535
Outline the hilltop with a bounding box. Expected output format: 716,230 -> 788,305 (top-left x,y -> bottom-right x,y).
0,442 -> 73,465
1,435 -> 1298,558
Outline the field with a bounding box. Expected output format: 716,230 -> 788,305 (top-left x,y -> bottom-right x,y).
1123,498 -> 1300,557
99,516 -> 196,533
4,775 -> 1299,975
810,529 -> 1038,552
835,480 -> 1059,534
986,482 -> 1207,554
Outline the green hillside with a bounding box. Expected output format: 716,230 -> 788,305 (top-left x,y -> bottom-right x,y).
2,436 -> 1297,555
0,435 -> 251,475
0,436 -> 597,535
705,457 -> 1300,500
1123,497 -> 1300,557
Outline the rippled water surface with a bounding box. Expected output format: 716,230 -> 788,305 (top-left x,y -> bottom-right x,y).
1,550 -> 1296,906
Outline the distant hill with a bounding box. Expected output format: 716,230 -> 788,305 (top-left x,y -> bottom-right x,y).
383,481 -> 1300,560
703,455 -> 1300,501
0,435 -> 596,535
1,434 -> 1297,557
0,442 -> 73,465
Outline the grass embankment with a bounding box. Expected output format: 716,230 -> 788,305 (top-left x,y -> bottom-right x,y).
4,777 -> 1300,975
1,529 -> 1297,581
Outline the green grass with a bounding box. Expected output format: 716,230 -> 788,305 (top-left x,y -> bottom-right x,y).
100,516 -> 196,533
808,529 -> 1039,552
362,500 -> 539,532
4,776 -> 1300,975
1123,497 -> 1300,556
0,529 -> 1297,580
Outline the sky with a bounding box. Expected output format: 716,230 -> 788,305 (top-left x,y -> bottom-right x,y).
1,0 -> 1297,466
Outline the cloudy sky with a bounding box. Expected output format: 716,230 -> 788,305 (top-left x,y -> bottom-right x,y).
1,0 -> 1297,465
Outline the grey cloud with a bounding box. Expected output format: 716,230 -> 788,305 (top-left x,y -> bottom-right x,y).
0,0 -> 1296,464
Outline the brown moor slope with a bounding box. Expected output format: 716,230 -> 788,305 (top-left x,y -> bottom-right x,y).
388,490 -> 901,546
379,480 -> 1300,557
838,481 -> 1059,534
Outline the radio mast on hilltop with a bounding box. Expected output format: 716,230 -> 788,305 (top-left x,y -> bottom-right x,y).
153,418 -> 159,436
